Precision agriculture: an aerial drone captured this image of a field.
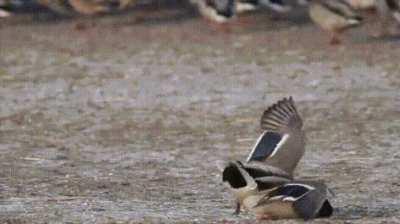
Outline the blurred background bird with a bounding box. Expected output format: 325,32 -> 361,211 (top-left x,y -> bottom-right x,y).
0,2 -> 11,17
345,0 -> 375,10
0,0 -> 39,17
308,0 -> 363,44
190,0 -> 236,23
375,0 -> 400,36
0,0 -> 19,17
37,0 -> 137,15
0,9 -> 10,18
190,0 -> 293,23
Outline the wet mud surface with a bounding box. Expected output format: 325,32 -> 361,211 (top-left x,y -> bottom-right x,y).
0,3 -> 400,223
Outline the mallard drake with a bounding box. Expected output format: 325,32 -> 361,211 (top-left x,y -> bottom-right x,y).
191,0 -> 236,23
37,0 -> 136,16
250,182 -> 333,220
222,161 -> 292,214
308,0 -> 363,44
246,97 -> 305,176
223,97 -> 305,214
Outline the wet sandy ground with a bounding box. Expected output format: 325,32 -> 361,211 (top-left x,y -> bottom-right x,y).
0,3 -> 400,223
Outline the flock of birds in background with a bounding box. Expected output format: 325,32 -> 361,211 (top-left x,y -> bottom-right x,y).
198,0 -> 399,44
221,97 -> 333,220
0,0 -> 400,44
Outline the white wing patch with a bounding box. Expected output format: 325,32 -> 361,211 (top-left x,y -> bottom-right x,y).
246,132 -> 290,162
268,195 -> 285,201
269,133 -> 289,158
282,197 -> 297,202
246,131 -> 268,162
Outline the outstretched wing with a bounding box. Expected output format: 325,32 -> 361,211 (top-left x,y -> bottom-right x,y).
247,97 -> 303,165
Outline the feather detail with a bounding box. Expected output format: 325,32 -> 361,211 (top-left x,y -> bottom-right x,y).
260,97 -> 303,132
